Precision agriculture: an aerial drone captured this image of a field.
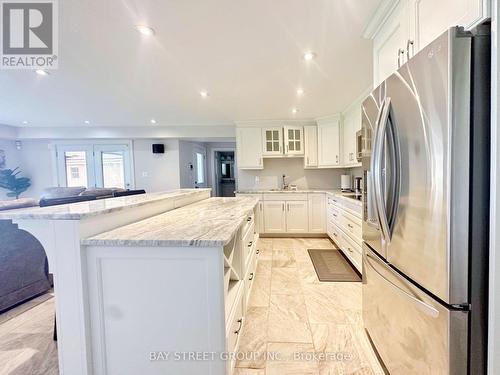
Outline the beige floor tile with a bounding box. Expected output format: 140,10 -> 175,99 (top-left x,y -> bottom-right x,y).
257,238 -> 273,251
271,267 -> 302,295
248,271 -> 272,308
272,249 -> 296,268
296,261 -> 321,284
236,307 -> 269,369
266,342 -> 320,375
267,294 -> 312,343
233,368 -> 265,375
258,249 -> 273,261
272,238 -> 295,250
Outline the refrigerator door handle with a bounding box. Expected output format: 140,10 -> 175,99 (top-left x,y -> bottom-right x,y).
373,97 -> 392,243
369,100 -> 386,234
365,253 -> 440,318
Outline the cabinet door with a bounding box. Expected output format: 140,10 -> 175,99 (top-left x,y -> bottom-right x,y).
286,201 -> 309,233
304,126 -> 318,168
284,126 -> 304,155
342,104 -> 362,166
317,123 -> 340,167
236,127 -> 263,169
410,0 -> 488,53
263,201 -> 286,233
262,128 -> 283,156
308,194 -> 326,233
373,0 -> 410,86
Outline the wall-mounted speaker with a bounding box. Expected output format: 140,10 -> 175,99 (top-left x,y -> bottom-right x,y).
152,144 -> 165,154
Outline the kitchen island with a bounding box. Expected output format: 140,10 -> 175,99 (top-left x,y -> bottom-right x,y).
0,189 -> 214,375
81,196 -> 259,375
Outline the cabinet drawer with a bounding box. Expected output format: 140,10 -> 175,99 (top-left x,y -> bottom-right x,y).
242,222 -> 255,266
327,196 -> 341,208
341,211 -> 362,242
328,206 -> 341,225
244,254 -> 257,309
227,293 -> 244,354
341,230 -> 362,273
329,222 -> 343,248
263,193 -> 308,201
240,213 -> 255,240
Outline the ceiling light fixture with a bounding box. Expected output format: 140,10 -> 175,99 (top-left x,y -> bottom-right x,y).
22,120 -> 28,125
35,69 -> 49,76
303,52 -> 316,61
292,108 -> 299,114
84,120 -> 90,125
150,119 -> 157,125
135,25 -> 155,36
296,88 -> 304,96
199,91 -> 209,98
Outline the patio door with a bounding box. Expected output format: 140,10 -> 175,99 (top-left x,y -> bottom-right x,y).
94,145 -> 132,189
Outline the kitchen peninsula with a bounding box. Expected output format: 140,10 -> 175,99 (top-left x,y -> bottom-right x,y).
0,190 -> 260,375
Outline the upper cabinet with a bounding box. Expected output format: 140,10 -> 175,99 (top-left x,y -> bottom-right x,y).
284,126 -> 304,156
317,115 -> 341,168
342,102 -> 363,167
262,127 -> 283,156
367,0 -> 490,86
236,127 -> 263,169
304,126 -> 318,168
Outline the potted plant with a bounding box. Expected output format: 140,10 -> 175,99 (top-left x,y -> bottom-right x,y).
0,167 -> 31,199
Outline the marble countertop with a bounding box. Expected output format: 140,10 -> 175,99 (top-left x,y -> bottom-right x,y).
0,189 -> 211,220
81,196 -> 259,248
236,189 -> 363,206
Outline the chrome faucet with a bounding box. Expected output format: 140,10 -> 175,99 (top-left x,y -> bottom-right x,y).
282,174 -> 289,190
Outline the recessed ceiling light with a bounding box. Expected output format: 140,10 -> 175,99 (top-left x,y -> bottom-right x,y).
296,88 -> 304,96
84,120 -> 90,125
292,108 -> 299,114
135,25 -> 155,36
150,119 -> 157,124
199,91 -> 209,98
35,69 -> 49,76
303,52 -> 316,61
22,120 -> 28,125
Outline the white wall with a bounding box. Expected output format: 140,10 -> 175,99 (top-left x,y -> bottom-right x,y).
178,140 -> 207,188
237,158 -> 346,190
133,139 -> 181,192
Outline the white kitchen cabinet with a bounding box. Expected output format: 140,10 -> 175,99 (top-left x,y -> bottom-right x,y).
308,193 -> 326,233
236,193 -> 263,234
262,127 -> 283,156
236,127 -> 263,169
342,102 -> 362,167
409,0 -> 489,52
372,0 -> 410,86
304,125 -> 318,168
285,201 -> 309,233
263,201 -> 286,233
368,0 -> 489,87
317,116 -> 341,167
283,126 -> 304,156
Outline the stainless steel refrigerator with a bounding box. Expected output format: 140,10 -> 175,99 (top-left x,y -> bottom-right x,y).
361,26 -> 490,374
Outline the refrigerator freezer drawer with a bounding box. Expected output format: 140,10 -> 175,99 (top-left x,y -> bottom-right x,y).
362,244 -> 468,375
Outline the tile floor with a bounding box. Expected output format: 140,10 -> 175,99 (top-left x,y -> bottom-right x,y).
234,237 -> 384,375
0,238 -> 384,375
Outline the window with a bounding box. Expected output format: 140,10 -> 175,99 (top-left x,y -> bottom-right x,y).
64,151 -> 88,187
196,152 -> 205,184
57,144 -> 132,189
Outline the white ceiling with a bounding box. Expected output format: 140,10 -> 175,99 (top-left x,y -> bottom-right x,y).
0,0 -> 381,128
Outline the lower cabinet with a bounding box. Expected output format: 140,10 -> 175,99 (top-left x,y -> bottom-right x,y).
308,193 -> 326,233
285,201 -> 309,233
263,201 -> 287,233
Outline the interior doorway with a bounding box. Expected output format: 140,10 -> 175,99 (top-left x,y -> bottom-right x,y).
213,151 -> 235,197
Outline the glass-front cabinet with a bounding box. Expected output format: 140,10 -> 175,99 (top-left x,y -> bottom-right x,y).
284,126 -> 304,155
262,127 -> 283,156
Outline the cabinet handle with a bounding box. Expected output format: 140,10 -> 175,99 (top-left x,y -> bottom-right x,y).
336,155 -> 339,163
333,213 -> 337,217
282,203 -> 284,211
287,203 -> 290,211
286,145 -> 289,153
397,48 -> 405,68
256,249 -> 260,254
247,217 -> 252,222
406,39 -> 414,60
260,202 -> 263,211
248,272 -> 254,281
234,318 -> 243,334
348,224 -> 353,229
248,241 -> 253,247
333,232 -> 338,237
347,247 -> 353,253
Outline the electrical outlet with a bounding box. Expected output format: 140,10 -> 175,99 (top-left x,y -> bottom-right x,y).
142,171 -> 149,177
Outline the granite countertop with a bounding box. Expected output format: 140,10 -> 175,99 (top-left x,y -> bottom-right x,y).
0,189 -> 211,220
81,196 -> 259,248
